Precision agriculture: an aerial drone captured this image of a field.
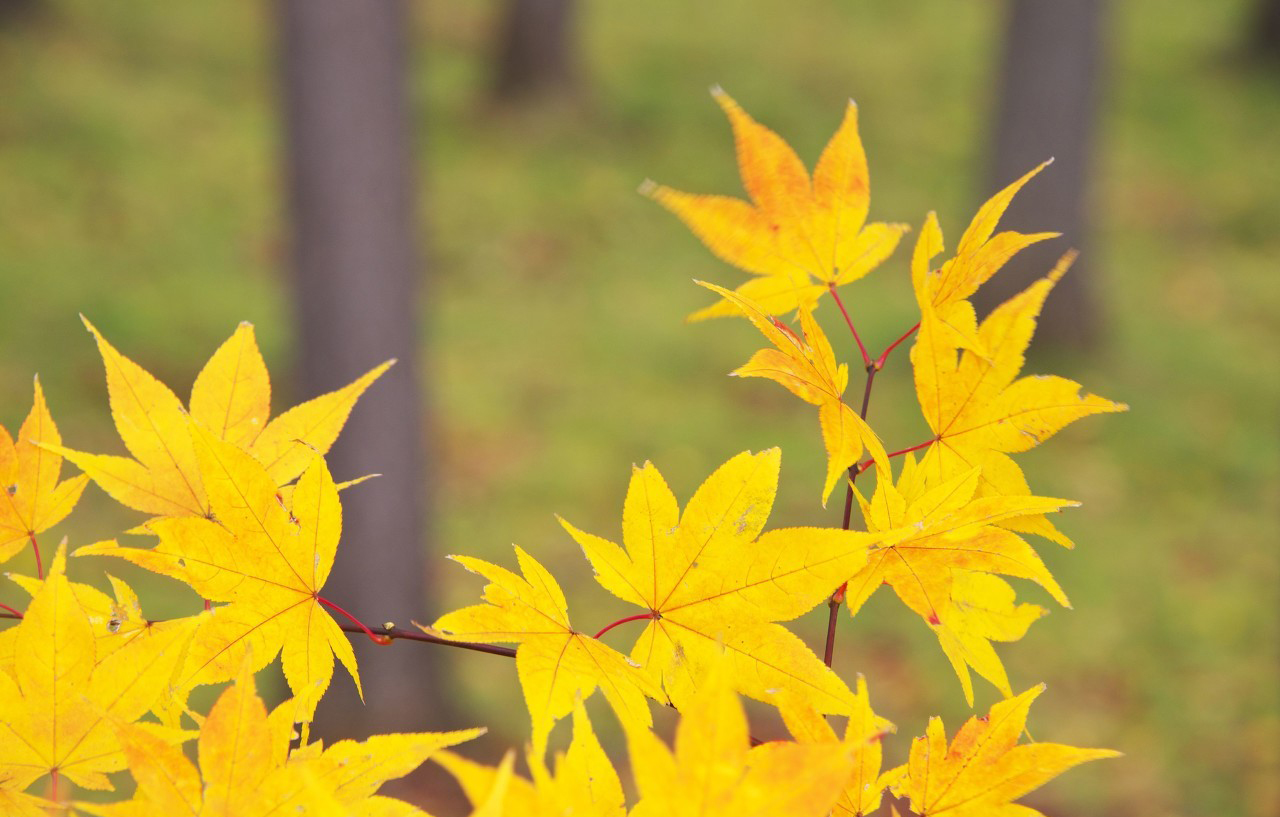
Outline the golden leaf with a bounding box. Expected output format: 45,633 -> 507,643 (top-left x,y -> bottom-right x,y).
647,89 -> 907,319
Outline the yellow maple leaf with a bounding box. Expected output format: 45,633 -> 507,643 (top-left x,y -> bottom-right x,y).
931,571 -> 1047,706
2,570 -> 199,679
0,377 -> 88,568
886,685 -> 1119,816
910,162 -> 1059,358
428,545 -> 663,756
76,661 -> 481,817
75,424 -> 360,724
646,88 -> 908,320
911,258 -> 1127,546
436,701 -> 625,817
698,280 -> 888,504
626,654 -> 855,817
0,788 -> 55,817
846,455 -> 1075,702
560,449 -> 884,716
776,675 -> 895,817
48,318 -> 389,518
0,545 -> 196,794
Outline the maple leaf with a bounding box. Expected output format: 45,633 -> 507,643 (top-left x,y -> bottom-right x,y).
428,545 -> 664,756
911,258 -> 1127,546
885,685 -> 1119,816
626,653 -> 855,817
931,572 -> 1047,706
75,423 -> 360,724
292,729 -> 486,817
776,675 -> 895,817
0,788 -> 55,817
845,455 -> 1075,702
0,545 -> 196,793
436,701 -> 625,817
560,449 -> 884,716
77,661 -> 481,817
646,88 -> 908,319
2,570 -> 200,681
48,318 -> 389,518
699,280 -> 888,504
0,377 -> 88,567
910,162 -> 1059,358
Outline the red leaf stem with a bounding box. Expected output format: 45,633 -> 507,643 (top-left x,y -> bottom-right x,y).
827,285 -> 871,368
593,612 -> 655,640
29,532 -> 42,580
318,596 -> 392,645
856,438 -> 936,474
873,321 -> 919,370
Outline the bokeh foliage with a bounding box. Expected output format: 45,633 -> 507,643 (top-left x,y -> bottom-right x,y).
1,1 -> 1277,814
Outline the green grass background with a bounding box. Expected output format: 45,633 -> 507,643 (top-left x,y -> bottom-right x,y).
1,1 -> 1277,815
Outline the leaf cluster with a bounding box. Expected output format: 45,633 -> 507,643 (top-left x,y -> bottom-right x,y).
0,90 -> 1124,816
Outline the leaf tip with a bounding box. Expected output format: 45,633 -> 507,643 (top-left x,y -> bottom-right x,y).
638,178 -> 659,197
80,315 -> 100,342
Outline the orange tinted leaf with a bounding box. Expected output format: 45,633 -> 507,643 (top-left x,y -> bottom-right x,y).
648,90 -> 906,318
0,378 -> 89,564
888,686 -> 1118,816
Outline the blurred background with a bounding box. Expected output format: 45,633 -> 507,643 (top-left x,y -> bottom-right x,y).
1,1 -> 1277,815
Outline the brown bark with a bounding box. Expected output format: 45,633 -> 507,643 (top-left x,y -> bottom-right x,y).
492,0 -> 578,103
0,0 -> 42,24
275,0 -> 448,740
1249,0 -> 1280,62
977,0 -> 1106,351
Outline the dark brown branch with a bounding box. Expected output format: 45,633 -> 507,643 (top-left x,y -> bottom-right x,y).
336,621 -> 516,658
0,610 -> 516,658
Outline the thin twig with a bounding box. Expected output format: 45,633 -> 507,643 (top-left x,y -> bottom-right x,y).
336,620 -> 516,658
827,285 -> 871,368
874,321 -> 919,370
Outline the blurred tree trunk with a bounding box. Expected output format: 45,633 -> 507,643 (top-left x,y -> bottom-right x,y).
976,0 -> 1105,350
0,0 -> 41,23
492,0 -> 578,102
276,0 -> 447,739
1248,0 -> 1280,61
